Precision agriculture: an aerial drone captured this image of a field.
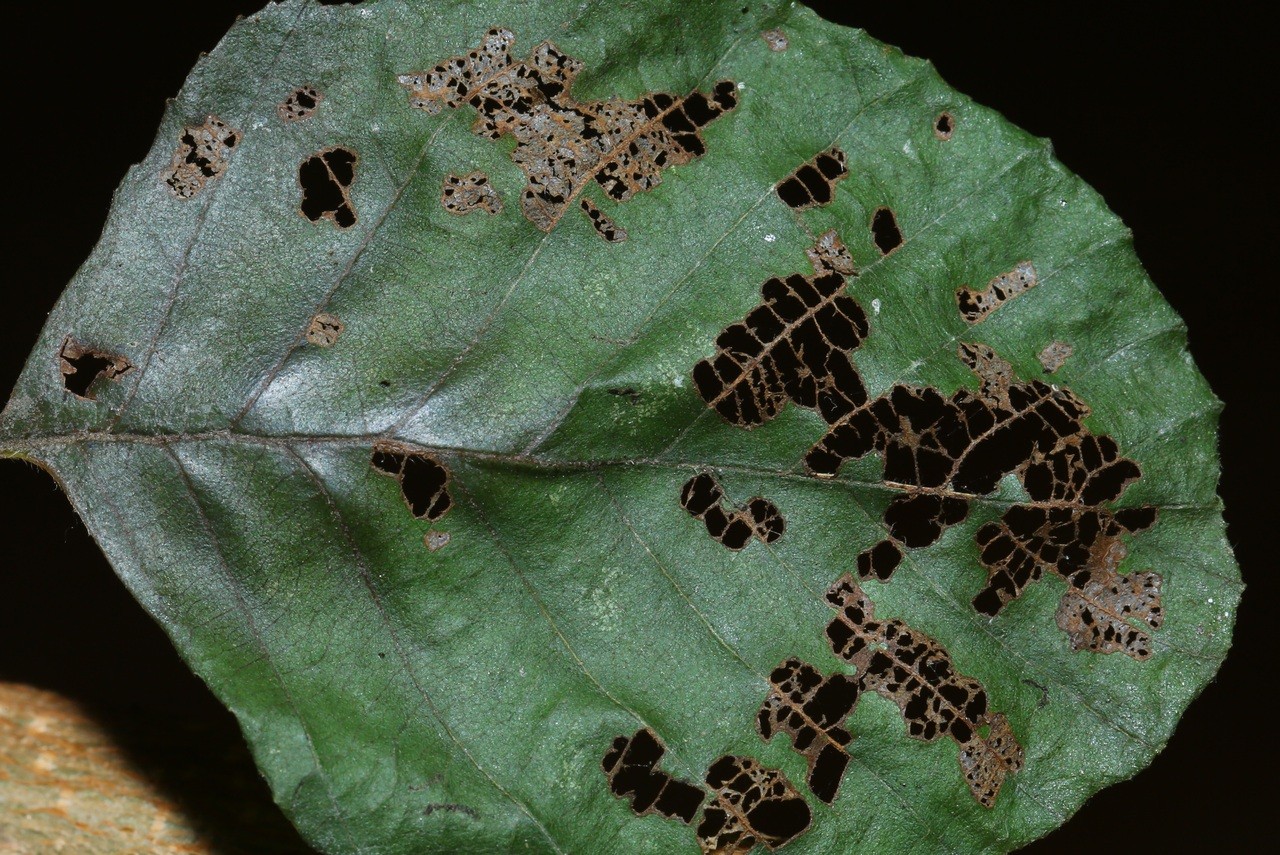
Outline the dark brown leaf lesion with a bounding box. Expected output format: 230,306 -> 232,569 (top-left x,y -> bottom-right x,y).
398,27 -> 737,234
370,443 -> 451,522
680,473 -> 784,551
164,116 -> 239,199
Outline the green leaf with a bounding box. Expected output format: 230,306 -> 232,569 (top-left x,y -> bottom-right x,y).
0,1 -> 1239,853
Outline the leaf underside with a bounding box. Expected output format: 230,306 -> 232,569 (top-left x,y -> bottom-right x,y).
0,2 -> 1238,853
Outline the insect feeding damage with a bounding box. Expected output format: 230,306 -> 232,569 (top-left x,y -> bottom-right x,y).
305,313 -> 343,347
934,111 -> 955,141
825,577 -> 1024,807
956,261 -> 1037,324
757,659 -> 859,804
398,28 -> 737,233
692,232 -> 1162,658
442,172 -> 503,215
680,472 -> 784,550
761,29 -> 789,52
808,339 -> 1162,659
580,198 -> 628,243
698,756 -> 811,854
278,85 -> 322,122
775,148 -> 848,210
602,728 -> 705,824
1038,340 -> 1073,373
870,207 -> 903,255
57,337 -> 132,400
370,443 -> 451,522
693,232 -> 868,428
164,116 -> 239,198
602,730 -> 810,854
753,584 -> 1024,810
972,435 -> 1162,659
804,229 -> 857,277
299,147 -> 358,228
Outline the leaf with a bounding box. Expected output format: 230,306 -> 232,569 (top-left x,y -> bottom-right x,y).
0,1 -> 1239,853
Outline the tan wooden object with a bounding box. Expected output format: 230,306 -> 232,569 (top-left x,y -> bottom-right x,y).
0,682 -> 310,854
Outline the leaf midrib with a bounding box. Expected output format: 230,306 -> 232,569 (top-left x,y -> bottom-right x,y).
0,427 -> 1222,517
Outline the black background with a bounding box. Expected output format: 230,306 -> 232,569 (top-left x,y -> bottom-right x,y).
1,3 -> 1268,852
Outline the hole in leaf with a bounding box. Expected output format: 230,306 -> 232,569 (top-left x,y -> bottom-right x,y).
680,473 -> 784,550
870,206 -> 902,254
758,658 -> 859,804
58,337 -> 132,399
800,338 -> 1160,657
299,146 -> 358,228
397,28 -> 736,233
602,729 -> 705,824
956,261 -> 1037,323
825,576 -> 1024,807
776,148 -> 847,209
693,232 -> 867,427
442,171 -> 503,215
371,443 -> 452,521
580,198 -> 627,242
698,756 -> 811,851
278,85 -> 322,122
164,116 -> 239,198
934,111 -> 954,140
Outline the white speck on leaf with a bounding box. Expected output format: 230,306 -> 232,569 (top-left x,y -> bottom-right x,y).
871,298 -> 881,314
